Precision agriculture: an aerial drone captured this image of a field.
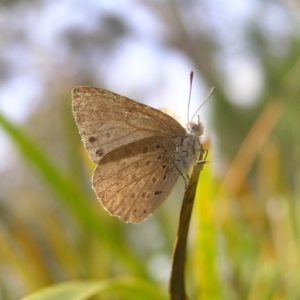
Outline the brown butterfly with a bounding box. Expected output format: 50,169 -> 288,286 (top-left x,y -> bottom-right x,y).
72,86 -> 207,223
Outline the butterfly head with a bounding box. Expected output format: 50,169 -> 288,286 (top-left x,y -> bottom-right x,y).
187,118 -> 203,137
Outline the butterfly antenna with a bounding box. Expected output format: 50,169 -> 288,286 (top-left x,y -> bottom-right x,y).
187,71 -> 194,122
191,86 -> 215,121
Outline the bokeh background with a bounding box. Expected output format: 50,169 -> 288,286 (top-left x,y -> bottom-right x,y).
1,1 -> 300,299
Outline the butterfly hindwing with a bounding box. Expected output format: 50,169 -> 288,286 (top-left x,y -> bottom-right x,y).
92,136 -> 180,223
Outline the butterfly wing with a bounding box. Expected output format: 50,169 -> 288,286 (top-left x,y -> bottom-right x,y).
72,87 -> 186,164
92,136 -> 180,223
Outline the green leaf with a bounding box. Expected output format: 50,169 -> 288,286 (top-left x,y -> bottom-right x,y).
21,278 -> 167,300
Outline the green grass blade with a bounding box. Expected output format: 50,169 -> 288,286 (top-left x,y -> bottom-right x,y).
0,112 -> 148,277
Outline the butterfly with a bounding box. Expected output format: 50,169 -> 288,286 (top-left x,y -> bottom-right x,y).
72,86 -> 207,223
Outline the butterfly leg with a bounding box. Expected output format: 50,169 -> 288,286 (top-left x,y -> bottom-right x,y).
197,148 -> 209,170
194,136 -> 206,163
173,163 -> 188,189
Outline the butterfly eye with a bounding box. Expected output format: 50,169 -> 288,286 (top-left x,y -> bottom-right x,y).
191,123 -> 199,131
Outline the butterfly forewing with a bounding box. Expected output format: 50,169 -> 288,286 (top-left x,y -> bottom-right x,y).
72,87 -> 186,164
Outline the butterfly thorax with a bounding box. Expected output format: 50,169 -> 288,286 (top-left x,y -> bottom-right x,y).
174,120 -> 203,175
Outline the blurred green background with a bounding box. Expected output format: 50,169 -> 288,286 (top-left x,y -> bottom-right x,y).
0,0 -> 300,299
